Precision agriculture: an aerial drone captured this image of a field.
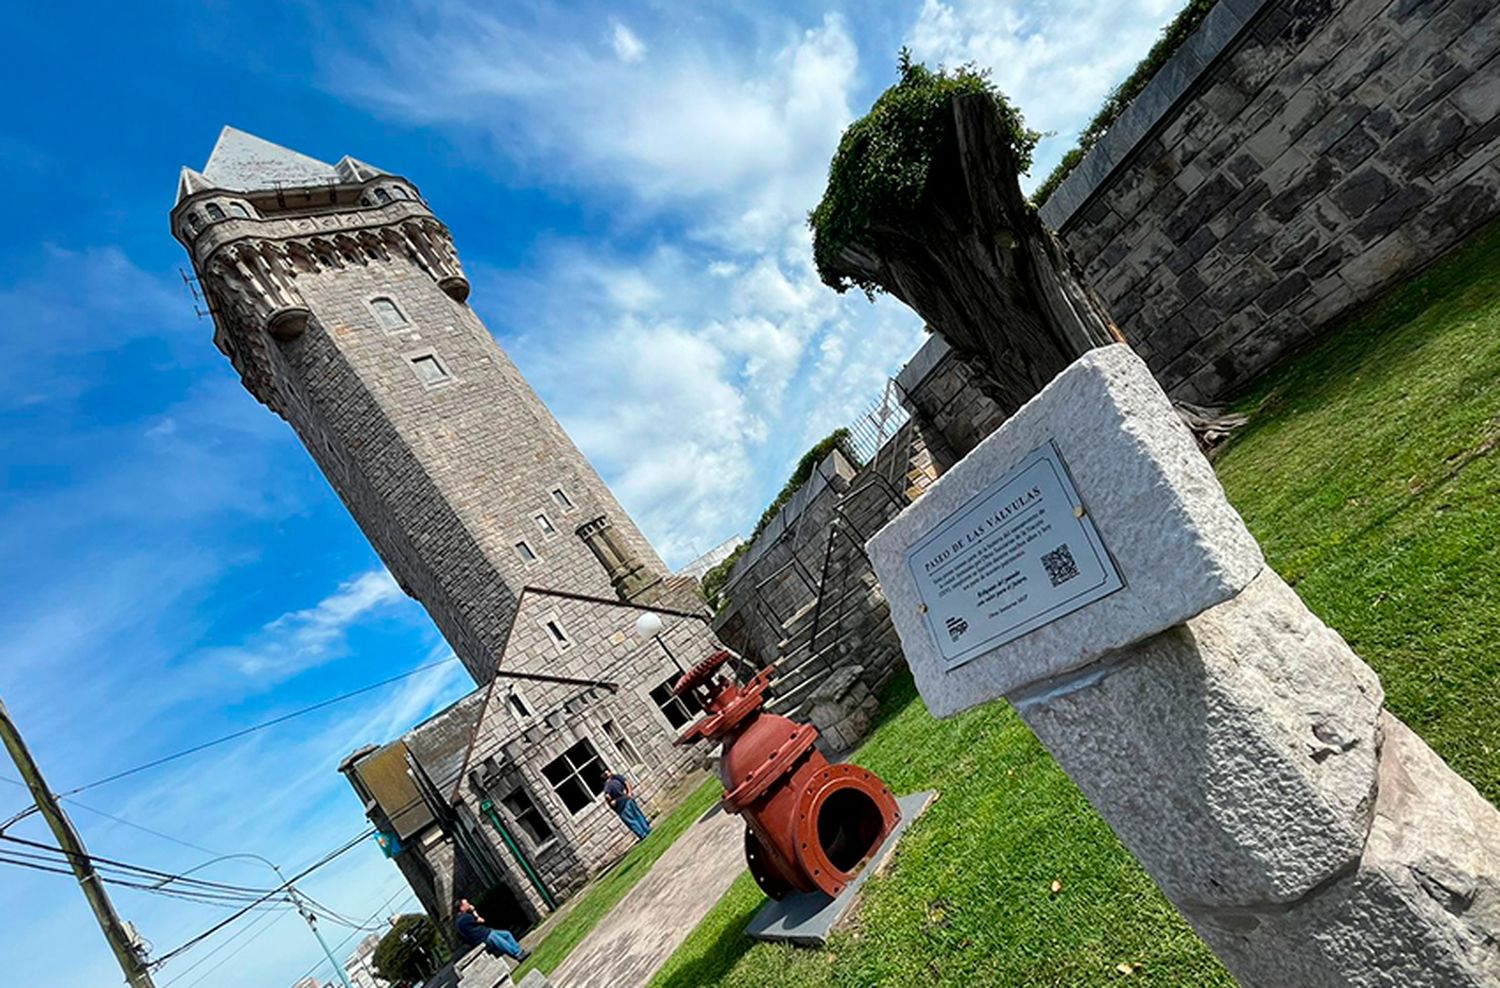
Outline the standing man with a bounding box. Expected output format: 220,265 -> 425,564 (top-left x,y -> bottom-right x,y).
602,768 -> 651,840
454,898 -> 529,963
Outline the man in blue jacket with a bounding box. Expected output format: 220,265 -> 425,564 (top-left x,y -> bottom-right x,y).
602,768 -> 651,840
454,898 -> 529,962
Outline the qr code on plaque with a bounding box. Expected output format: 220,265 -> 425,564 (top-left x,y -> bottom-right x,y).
1042,544 -> 1079,587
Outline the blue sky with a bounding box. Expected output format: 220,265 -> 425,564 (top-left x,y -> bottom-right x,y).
0,1 -> 1184,984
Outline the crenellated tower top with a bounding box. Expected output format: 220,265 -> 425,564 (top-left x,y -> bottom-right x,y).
170,127 -> 470,414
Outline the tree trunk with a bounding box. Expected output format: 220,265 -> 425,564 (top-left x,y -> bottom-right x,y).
828,92 -> 1239,446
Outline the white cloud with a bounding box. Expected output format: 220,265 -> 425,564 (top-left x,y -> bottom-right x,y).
611,21 -> 646,63
209,568 -> 406,677
904,0 -> 1185,189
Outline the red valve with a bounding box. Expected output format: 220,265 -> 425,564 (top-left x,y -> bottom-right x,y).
674,651 -> 900,899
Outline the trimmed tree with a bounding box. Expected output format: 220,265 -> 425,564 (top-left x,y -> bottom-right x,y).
372,913 -> 446,985
811,54 -> 1240,442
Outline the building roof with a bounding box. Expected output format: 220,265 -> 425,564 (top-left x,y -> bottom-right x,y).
202,126 -> 343,192
174,126 -> 394,205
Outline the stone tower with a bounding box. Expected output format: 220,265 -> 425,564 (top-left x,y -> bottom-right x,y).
171,127 -> 670,685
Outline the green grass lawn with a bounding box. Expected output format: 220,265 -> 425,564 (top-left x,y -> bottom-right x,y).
511,776 -> 722,980
649,223 -> 1500,988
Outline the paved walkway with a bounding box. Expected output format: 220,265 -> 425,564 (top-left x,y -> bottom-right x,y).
548,801 -> 746,988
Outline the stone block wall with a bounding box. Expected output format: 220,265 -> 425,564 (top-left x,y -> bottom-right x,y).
455,593 -> 714,911
1046,0 -> 1500,403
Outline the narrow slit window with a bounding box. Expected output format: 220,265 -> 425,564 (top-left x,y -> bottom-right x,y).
372,297 -> 406,329
545,620 -> 570,649
507,692 -> 532,719
185,213 -> 202,232
411,354 -> 448,385
515,541 -> 538,563
535,513 -> 556,536
204,202 -> 226,220
551,488 -> 574,511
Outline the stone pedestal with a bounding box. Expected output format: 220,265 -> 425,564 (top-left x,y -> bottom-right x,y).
867,345 -> 1500,986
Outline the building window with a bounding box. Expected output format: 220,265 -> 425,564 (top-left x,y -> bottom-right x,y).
410,354 -> 449,386
544,620 -> 571,650
391,186 -> 410,200
185,212 -> 202,232
649,676 -> 702,730
205,202 -> 225,220
534,513 -> 556,536
542,740 -> 605,815
501,787 -> 556,846
226,202 -> 250,218
373,187 -> 391,204
550,488 -> 574,512
602,719 -> 643,766
507,691 -> 532,719
371,297 -> 407,329
515,541 -> 538,563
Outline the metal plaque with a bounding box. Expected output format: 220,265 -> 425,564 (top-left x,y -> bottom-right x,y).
904,441 -> 1124,671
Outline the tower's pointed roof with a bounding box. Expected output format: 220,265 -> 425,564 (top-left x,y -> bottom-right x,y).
201,126 -> 343,193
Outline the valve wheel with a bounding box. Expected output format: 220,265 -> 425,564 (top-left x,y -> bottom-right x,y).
674,649 -> 734,695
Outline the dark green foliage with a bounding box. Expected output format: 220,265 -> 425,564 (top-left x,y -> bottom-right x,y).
701,429 -> 860,613
373,913 -> 447,985
699,542 -> 749,613
1033,0 -> 1218,207
810,51 -> 1040,296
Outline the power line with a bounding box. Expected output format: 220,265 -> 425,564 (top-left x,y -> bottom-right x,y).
59,656 -> 458,797
158,906 -> 294,988
286,884 -> 417,988
150,828 -> 375,970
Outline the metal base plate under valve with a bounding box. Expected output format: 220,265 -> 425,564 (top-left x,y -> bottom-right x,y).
674,651 -> 906,903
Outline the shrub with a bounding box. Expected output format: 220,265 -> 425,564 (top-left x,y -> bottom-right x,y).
373,913 -> 448,985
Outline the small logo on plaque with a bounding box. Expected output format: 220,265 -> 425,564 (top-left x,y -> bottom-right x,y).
944,616 -> 969,642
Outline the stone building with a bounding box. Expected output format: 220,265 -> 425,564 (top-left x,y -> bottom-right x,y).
172,127 -> 716,940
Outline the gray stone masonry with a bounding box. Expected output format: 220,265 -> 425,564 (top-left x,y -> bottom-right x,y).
453,592 -> 715,912
1050,0 -> 1500,404
171,140 -> 666,685
867,346 -> 1500,986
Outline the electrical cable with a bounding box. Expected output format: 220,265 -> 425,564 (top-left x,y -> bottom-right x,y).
284,884 -> 418,987
53,655 -> 458,797
149,828 -> 374,970
158,905 -> 294,988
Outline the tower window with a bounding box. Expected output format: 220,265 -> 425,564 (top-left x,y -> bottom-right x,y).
541,740 -> 605,815
226,202 -> 250,218
391,186 -> 410,200
534,513 -> 556,536
507,691 -> 532,719
550,488 -> 574,512
544,620 -> 571,649
373,187 -> 391,204
185,213 -> 202,232
204,202 -> 226,221
410,354 -> 449,386
371,297 -> 407,329
515,541 -> 538,563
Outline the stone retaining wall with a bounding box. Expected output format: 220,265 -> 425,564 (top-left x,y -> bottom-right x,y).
1045,0 -> 1500,402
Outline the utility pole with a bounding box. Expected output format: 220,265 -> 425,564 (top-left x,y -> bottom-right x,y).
294,895 -> 355,988
0,696 -> 156,987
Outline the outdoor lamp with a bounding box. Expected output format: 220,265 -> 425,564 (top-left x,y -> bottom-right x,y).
633,611 -> 684,674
